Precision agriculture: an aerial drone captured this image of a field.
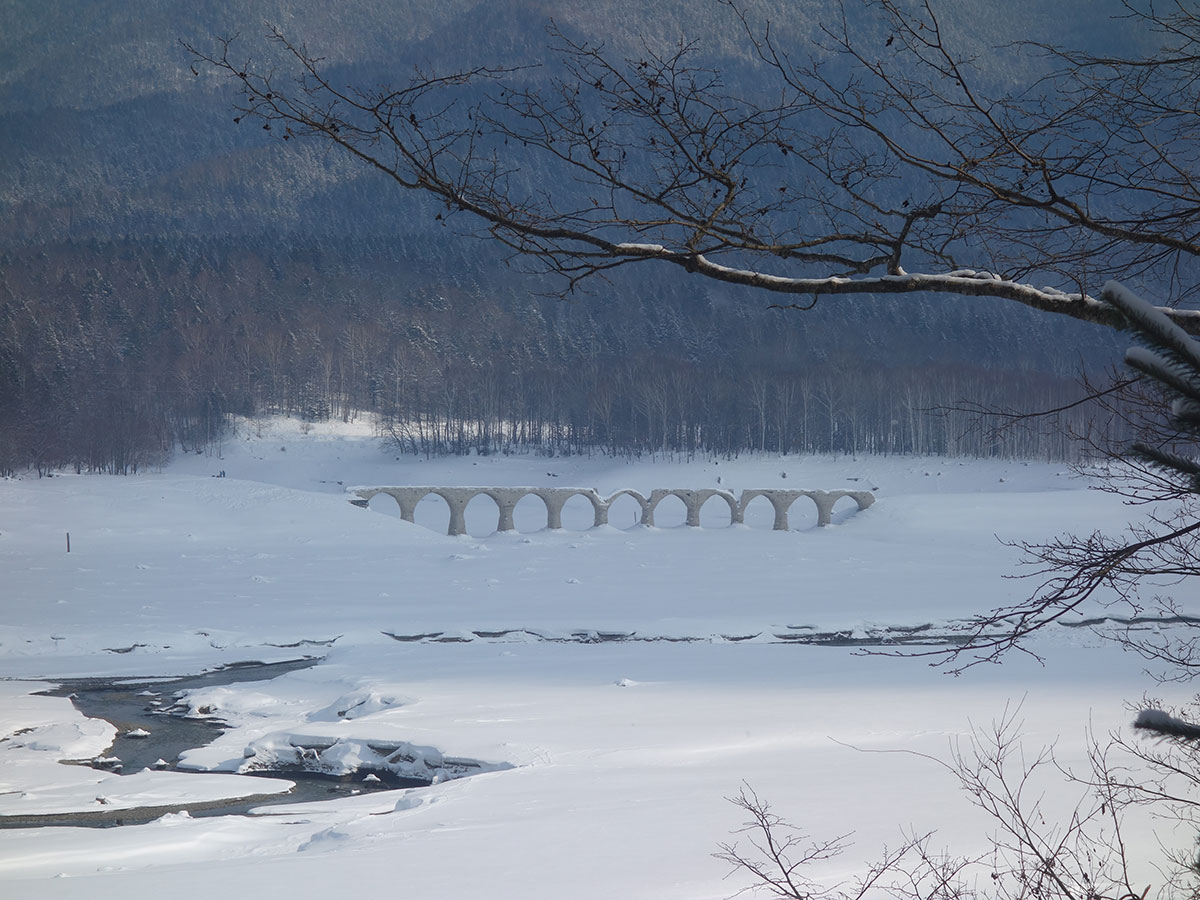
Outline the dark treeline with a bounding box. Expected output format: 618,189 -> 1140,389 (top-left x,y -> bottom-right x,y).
377,358 -> 1091,462
0,236 -> 1117,476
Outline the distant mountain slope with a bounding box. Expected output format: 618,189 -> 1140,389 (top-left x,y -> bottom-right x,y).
0,0 -> 1143,241
0,1 -> 1148,472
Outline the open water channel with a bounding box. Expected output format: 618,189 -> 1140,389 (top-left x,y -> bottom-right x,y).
3,659 -> 423,829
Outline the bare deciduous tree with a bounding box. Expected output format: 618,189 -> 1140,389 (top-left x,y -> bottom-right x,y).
892,283 -> 1200,673
719,711 -> 1155,900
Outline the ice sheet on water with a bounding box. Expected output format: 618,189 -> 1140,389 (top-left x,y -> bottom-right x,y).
308,689 -> 408,722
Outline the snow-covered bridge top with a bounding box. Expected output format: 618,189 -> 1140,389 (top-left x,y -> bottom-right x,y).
349,485 -> 874,536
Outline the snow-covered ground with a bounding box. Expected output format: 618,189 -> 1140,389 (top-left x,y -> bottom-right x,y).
0,418 -> 1189,898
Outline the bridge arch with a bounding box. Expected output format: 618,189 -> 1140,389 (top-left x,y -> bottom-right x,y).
601,489 -> 650,527
738,491 -> 777,529
646,490 -> 685,527
511,491 -> 553,532
697,490 -> 739,527
464,492 -> 506,536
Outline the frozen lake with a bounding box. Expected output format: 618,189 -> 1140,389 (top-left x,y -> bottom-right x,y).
0,417 -> 1188,899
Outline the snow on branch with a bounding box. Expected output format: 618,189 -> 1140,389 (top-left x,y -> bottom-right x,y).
683,256 -> 1200,333
1133,708 -> 1200,741
1105,282 -> 1200,362
1104,281 -> 1200,373
591,248 -> 1200,333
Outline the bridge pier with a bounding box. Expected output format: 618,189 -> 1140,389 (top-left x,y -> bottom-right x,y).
443,494 -> 470,537
810,491 -> 837,528
543,494 -> 565,530
395,493 -> 419,523
495,496 -> 519,532
767,494 -> 792,531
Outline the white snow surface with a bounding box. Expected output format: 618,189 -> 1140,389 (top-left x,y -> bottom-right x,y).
0,416 -> 1192,898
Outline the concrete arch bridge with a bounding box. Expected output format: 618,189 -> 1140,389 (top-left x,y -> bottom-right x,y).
350,486 -> 875,536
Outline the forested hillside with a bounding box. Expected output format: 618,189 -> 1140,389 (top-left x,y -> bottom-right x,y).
0,0 -> 1136,473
